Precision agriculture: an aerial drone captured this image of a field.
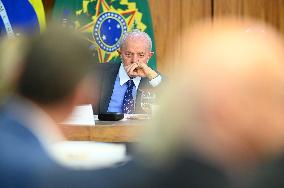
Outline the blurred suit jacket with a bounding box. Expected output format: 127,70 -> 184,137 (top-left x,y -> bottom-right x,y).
0,98 -> 155,188
0,98 -> 230,188
0,98 -> 105,187
92,63 -> 162,114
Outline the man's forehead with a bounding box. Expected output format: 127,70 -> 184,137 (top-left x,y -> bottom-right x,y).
122,39 -> 150,51
124,50 -> 145,53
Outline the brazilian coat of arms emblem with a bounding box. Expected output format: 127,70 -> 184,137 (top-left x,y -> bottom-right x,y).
70,0 -> 148,63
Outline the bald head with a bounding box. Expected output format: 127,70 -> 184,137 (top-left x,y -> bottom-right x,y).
179,19 -> 284,163
141,18 -> 284,168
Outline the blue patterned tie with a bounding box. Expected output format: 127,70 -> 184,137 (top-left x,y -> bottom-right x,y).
122,79 -> 135,114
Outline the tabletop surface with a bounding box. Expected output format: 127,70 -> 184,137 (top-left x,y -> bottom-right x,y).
59,116 -> 149,142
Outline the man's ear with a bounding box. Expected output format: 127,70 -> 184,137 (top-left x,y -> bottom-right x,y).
149,51 -> 154,59
71,76 -> 94,106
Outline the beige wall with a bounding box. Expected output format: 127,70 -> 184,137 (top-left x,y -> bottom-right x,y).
148,0 -> 284,74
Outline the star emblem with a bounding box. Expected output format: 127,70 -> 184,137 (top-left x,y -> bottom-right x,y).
77,0 -> 141,63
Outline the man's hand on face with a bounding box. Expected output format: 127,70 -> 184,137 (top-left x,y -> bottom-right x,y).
125,62 -> 158,80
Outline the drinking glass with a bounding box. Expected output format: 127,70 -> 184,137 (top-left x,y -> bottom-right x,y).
140,90 -> 156,114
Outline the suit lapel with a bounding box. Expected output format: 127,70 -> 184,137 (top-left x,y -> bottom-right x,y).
100,63 -> 120,113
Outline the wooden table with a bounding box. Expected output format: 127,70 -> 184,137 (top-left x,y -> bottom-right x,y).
59,119 -> 146,142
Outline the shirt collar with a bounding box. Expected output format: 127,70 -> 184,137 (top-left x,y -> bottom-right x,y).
119,63 -> 141,88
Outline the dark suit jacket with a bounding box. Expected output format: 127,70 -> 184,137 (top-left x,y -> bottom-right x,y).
0,99 -> 106,187
0,98 -> 155,188
0,98 -> 230,188
134,153 -> 231,188
92,63 -> 162,114
246,156 -> 284,188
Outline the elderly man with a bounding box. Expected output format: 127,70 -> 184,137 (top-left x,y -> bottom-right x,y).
92,29 -> 162,114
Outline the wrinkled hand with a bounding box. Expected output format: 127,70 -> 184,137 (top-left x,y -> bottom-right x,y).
125,62 -> 158,79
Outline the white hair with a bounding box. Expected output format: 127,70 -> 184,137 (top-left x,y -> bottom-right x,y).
119,29 -> 152,51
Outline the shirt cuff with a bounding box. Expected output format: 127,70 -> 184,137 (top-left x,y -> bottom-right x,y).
149,74 -> 162,87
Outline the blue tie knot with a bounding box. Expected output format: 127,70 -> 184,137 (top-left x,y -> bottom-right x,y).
127,79 -> 134,88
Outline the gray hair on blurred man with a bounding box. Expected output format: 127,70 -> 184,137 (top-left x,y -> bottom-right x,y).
137,18 -> 284,186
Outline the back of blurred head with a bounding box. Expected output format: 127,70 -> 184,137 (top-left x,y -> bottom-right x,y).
139,18 -> 284,172
15,25 -> 93,122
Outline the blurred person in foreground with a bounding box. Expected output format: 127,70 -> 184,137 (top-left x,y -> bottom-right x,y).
126,18 -> 284,188
0,26 -> 102,187
92,29 -> 163,114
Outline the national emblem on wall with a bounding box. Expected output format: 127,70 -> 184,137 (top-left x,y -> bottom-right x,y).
53,0 -> 157,69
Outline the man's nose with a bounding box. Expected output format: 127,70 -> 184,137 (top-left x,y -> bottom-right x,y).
131,54 -> 138,63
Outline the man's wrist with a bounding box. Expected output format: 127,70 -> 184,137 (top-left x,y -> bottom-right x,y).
149,74 -> 162,87
147,70 -> 158,80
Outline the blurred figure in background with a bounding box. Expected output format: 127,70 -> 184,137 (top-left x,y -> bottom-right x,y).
131,18 -> 284,187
